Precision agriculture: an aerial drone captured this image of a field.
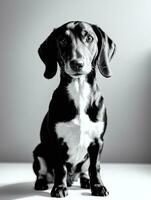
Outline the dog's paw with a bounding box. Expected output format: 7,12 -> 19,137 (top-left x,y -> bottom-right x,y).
34,178 -> 48,190
80,177 -> 90,189
91,184 -> 109,196
51,185 -> 68,198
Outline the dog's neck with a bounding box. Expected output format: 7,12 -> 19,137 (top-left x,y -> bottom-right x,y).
59,70 -> 99,112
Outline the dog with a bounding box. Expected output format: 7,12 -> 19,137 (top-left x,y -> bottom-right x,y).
33,21 -> 116,197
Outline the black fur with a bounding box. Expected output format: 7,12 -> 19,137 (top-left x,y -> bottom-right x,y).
33,21 -> 116,197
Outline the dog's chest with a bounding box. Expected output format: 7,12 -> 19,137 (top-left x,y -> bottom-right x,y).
55,79 -> 104,166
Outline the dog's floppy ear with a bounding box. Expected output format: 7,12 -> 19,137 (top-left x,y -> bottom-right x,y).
93,25 -> 116,78
38,29 -> 58,79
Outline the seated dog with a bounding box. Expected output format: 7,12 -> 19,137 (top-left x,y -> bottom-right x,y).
33,21 -> 116,197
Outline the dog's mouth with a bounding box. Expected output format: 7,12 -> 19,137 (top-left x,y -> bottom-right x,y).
73,72 -> 83,76
71,72 -> 85,78
64,62 -> 91,78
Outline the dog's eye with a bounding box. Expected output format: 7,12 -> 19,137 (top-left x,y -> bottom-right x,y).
86,34 -> 93,43
81,30 -> 93,43
59,37 -> 68,47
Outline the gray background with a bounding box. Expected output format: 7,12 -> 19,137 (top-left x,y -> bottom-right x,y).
0,0 -> 151,163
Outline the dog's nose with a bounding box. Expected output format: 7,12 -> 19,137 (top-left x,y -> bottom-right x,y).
70,60 -> 84,72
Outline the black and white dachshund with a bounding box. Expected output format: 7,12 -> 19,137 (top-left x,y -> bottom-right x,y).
33,21 -> 116,197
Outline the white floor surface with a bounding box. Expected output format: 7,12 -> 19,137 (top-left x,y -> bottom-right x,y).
0,163 -> 150,200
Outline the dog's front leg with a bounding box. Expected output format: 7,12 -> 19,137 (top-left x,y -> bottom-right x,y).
88,139 -> 109,196
51,163 -> 68,197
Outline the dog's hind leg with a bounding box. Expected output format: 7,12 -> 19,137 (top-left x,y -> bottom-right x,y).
80,158 -> 90,189
33,144 -> 48,190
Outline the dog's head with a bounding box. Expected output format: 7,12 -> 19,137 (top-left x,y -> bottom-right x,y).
38,21 -> 116,79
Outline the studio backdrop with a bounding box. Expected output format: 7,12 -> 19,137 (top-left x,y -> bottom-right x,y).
0,0 -> 151,163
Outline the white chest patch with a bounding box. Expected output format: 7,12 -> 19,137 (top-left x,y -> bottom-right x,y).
55,78 -> 104,166
67,77 -> 90,112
